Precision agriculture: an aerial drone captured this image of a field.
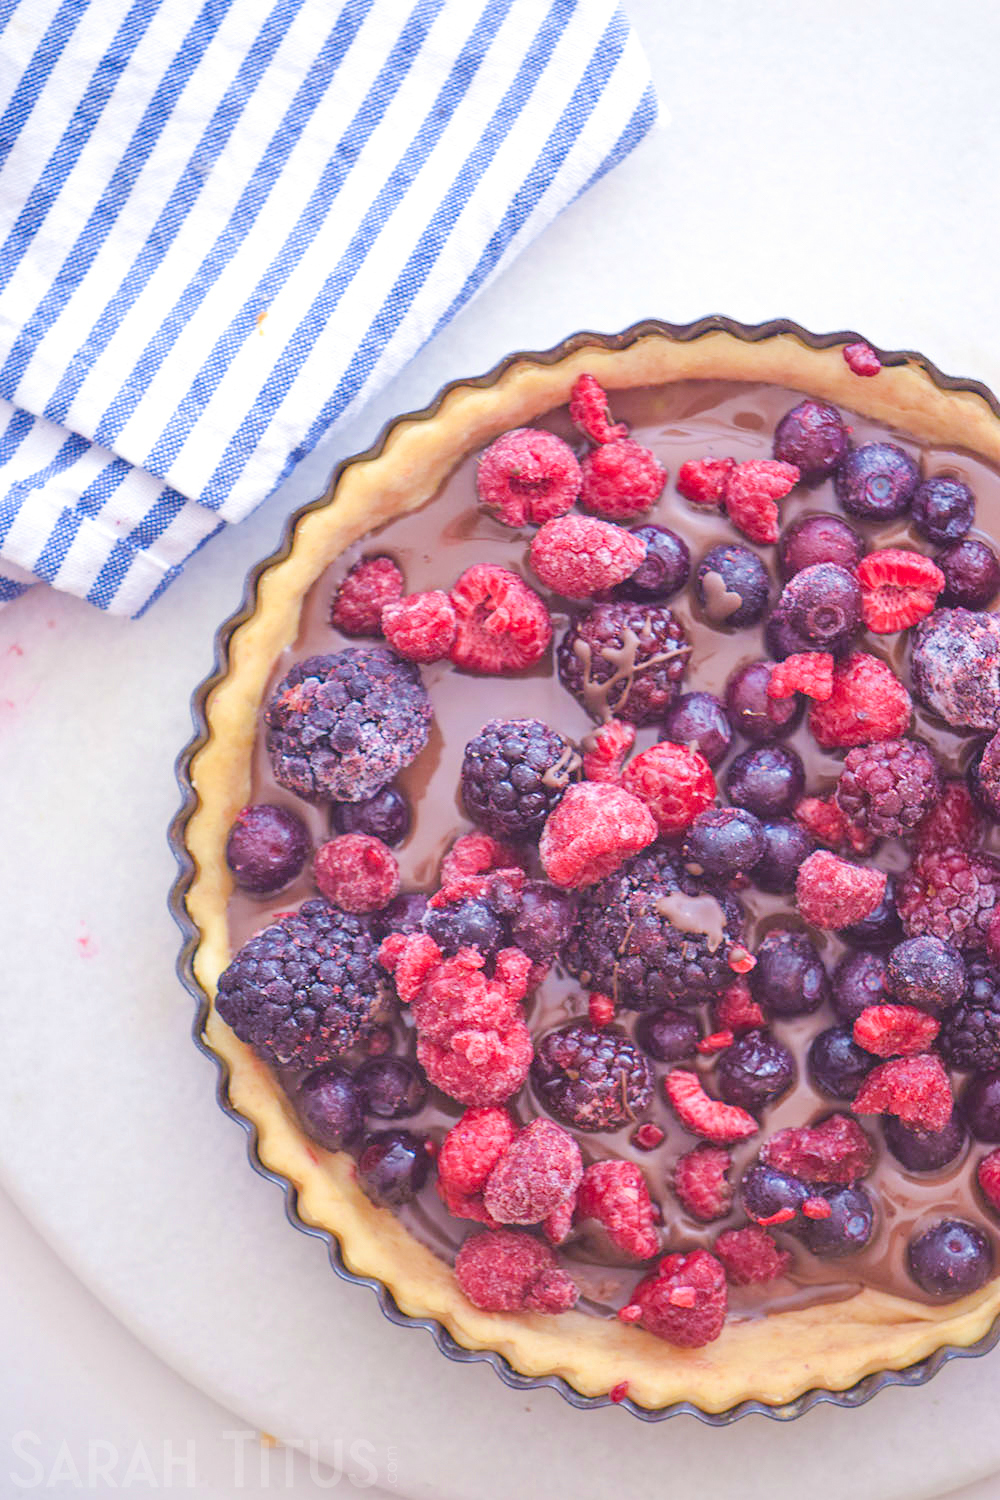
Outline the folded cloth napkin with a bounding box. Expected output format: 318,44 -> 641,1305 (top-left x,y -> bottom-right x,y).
0,0 -> 657,616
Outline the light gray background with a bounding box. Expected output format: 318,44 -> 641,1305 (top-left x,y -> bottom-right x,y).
3,2 -> 1000,1496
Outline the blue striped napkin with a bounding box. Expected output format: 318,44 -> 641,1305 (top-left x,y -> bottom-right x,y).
0,0 -> 657,616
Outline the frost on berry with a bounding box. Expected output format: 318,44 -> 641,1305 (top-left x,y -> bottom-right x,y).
673,1145 -> 733,1222
664,1069 -> 758,1143
313,835 -> 400,912
449,564 -> 552,674
853,1054 -> 953,1131
761,1113 -> 874,1184
581,718 -> 636,783
853,1004 -> 940,1058
808,651 -> 912,749
476,428 -> 582,527
714,1225 -> 791,1285
529,514 -> 646,599
482,1119 -> 583,1225
569,373 -> 629,445
796,849 -> 886,930
330,556 -> 403,636
620,742 -> 716,835
579,439 -> 667,521
455,1230 -> 578,1313
539,782 -> 657,889
381,590 -> 457,662
576,1160 -> 659,1259
619,1249 -> 727,1347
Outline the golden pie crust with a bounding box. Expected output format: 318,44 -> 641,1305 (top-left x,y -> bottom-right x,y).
182,326 -> 1000,1412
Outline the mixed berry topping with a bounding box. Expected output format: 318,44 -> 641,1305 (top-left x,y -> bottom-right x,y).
219,368 -> 1000,1360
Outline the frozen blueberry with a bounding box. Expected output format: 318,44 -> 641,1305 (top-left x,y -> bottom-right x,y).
635,1007 -> 700,1062
835,442 -> 920,521
884,1111 -> 967,1172
225,803 -> 311,894
773,400 -> 849,480
377,891 -> 428,938
695,543 -> 770,629
331,785 -> 411,846
908,1219 -> 993,1298
725,744 -> 805,820
682,806 -> 765,881
800,1186 -> 875,1257
423,899 -> 503,956
725,661 -> 802,743
840,875 -> 902,949
962,1071 -> 1000,1142
357,1129 -> 432,1205
716,1030 -> 795,1111
808,1026 -> 877,1100
509,881 -> 576,966
612,524 -> 690,601
832,950 -> 890,1023
777,564 -> 861,649
888,937 -> 965,1016
661,692 -> 733,767
911,476 -> 975,545
764,606 -> 818,661
355,1057 -> 428,1119
740,1163 -> 810,1222
294,1065 -> 364,1151
939,538 -> 1000,609
778,513 -> 865,580
753,820 -> 815,894
750,929 -> 830,1017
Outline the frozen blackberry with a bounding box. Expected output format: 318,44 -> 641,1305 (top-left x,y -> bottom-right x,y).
225,804 -> 310,894
564,846 -> 743,1009
725,744 -> 805,820
611,524 -> 690,601
753,820 -> 815,894
750,929 -> 829,1017
531,1023 -> 654,1131
331,786 -> 411,846
897,846 -> 1000,949
835,442 -> 919,521
265,648 -> 432,803
939,539 -> 1000,609
940,958 -> 1000,1071
461,718 -> 580,838
840,874 -> 902,949
888,936 -> 965,1015
773,399 -> 849,480
808,1026 -> 877,1100
776,563 -> 861,649
216,900 -> 387,1068
716,1031 -> 796,1111
694,544 -> 770,629
557,600 -> 690,725
911,477 -> 975,545
660,692 -> 733,767
778,512 -> 864,579
682,806 -> 765,881
835,739 -> 942,837
832,950 -> 890,1023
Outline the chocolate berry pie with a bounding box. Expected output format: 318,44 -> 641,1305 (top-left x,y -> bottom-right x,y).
179,323 -> 1000,1413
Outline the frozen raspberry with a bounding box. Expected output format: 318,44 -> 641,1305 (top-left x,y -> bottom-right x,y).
581,718 -> 636,783
401,944 -> 529,1041
620,1250 -> 727,1347
773,401 -> 849,480
588,992 -> 615,1027
836,442 -> 920,521
911,608 -> 1000,731
455,1230 -> 578,1313
482,1119 -> 583,1225
767,652 -> 834,702
761,1113 -> 875,1184
664,1069 -> 758,1143
939,957 -> 1000,1071
380,590 -> 456,662
977,1149 -> 1000,1214
266,648 -> 432,803
854,1054 -> 953,1131
565,846 -> 744,1008
794,795 -> 872,855
632,1122 -> 666,1151
808,651 -> 912,749
531,1023 -> 653,1131
620,742 -> 716,836
898,846 -> 1000,949
437,1108 -> 517,1197
569,372 -> 628,444
542,1195 -> 576,1245
217,900 -> 386,1068
843,341 -> 881,376
330,556 -> 403,636
673,1145 -> 733,1222
576,1160 -> 658,1259
915,781 -> 982,855
418,1024 -> 533,1108
723,459 -> 799,544
557,600 -> 691,725
836,738 -> 942,837
939,538 -> 1000,609
460,717 -> 580,839
449,565 -> 552,675
580,438 -> 667,520
476,428 -> 581,527
715,1225 -> 791,1285
853,1004 -> 940,1057
529,514 -> 645,600
539,781 -> 656,889
676,457 -> 736,507
225,804 -> 310,894
313,835 -> 400,913
796,850 -> 886,930
856,548 -> 945,634
439,832 -> 522,885
714,980 -> 766,1033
